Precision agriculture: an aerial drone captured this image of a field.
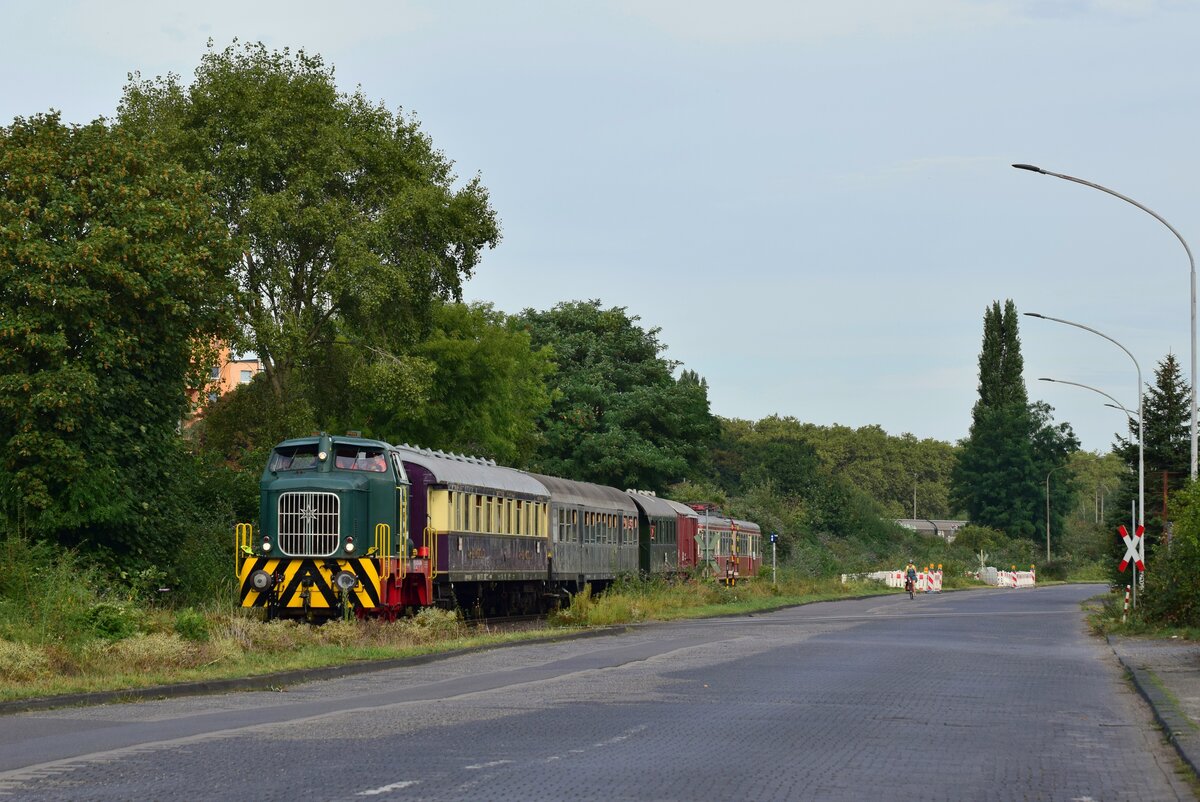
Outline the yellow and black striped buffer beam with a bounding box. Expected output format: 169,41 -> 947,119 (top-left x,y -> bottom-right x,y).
238,558 -> 382,610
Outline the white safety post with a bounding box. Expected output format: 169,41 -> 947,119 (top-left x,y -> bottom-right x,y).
771,532 -> 777,586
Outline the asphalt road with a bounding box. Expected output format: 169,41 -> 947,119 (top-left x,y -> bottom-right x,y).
0,584 -> 1192,801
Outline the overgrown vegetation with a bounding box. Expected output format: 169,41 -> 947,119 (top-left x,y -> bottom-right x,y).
0,549 -> 921,702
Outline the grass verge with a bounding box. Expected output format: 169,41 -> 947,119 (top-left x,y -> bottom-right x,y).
1,573 -> 912,703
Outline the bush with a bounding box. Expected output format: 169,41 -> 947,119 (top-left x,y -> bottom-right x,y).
406,607 -> 463,637
1140,535 -> 1200,627
78,602 -> 143,641
174,609 -> 210,643
1038,560 -> 1070,581
953,524 -> 1005,554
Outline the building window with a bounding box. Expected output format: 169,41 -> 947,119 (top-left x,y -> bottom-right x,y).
210,367 -> 220,380
239,369 -> 252,384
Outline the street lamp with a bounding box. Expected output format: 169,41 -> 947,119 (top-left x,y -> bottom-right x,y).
1038,377 -> 1138,562
1012,163 -> 1197,480
1044,464 -> 1070,564
1026,314 -> 1144,536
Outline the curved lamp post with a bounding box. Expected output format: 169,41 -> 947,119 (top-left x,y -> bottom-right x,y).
1012,163 -> 1196,480
1043,464 -> 1069,563
1038,374 -> 1143,608
1026,314 -> 1144,534
1038,378 -> 1135,565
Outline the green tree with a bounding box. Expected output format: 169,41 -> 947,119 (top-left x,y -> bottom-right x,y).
787,422 -> 959,519
0,113 -> 235,557
375,301 -> 554,464
953,300 -> 1076,540
1110,353 -> 1192,564
118,41 -> 500,416
518,300 -> 718,490
710,416 -> 900,546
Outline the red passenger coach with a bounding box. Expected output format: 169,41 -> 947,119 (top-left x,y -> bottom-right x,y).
689,507 -> 762,582
662,499 -> 700,572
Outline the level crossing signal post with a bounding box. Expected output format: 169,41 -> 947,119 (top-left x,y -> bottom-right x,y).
770,532 -> 778,585
1117,523 -> 1145,610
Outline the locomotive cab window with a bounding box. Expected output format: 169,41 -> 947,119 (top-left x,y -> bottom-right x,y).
269,444 -> 319,472
334,446 -> 388,472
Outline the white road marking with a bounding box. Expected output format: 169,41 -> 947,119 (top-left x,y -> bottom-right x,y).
357,780 -> 418,795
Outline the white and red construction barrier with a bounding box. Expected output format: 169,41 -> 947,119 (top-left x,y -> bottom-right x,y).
844,565 -> 1037,591
993,569 -> 1037,588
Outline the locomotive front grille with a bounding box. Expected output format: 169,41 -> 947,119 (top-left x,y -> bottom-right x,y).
278,491 -> 340,556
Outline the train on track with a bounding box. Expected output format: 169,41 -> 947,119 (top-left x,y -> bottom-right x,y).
236,433 -> 762,620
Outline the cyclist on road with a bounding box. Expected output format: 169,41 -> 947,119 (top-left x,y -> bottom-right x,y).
904,561 -> 918,595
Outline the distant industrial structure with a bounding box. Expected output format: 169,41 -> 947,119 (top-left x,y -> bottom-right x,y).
895,519 -> 966,543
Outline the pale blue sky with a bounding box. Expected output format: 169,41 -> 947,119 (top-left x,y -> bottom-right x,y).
3,0 -> 1198,452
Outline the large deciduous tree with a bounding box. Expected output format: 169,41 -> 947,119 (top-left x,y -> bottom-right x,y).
372,301 -> 554,465
118,41 -> 500,417
518,300 -> 718,491
0,113 -> 234,553
952,300 -> 1077,541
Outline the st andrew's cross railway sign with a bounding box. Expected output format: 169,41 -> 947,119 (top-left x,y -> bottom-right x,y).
1117,524 -> 1145,573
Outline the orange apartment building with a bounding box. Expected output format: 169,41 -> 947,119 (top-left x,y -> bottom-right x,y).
188,348 -> 263,413
207,349 -> 262,401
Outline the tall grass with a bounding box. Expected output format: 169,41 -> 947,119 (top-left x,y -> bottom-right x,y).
548,571 -> 891,628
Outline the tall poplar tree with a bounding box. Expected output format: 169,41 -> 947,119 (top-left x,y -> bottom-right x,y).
953,300 -> 1077,542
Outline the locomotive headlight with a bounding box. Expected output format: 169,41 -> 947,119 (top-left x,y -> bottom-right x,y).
250,570 -> 274,591
261,538 -> 272,553
334,570 -> 358,591
344,537 -> 355,554
318,450 -> 328,462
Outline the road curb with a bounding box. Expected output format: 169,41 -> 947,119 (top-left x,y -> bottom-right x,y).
1108,635 -> 1200,780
